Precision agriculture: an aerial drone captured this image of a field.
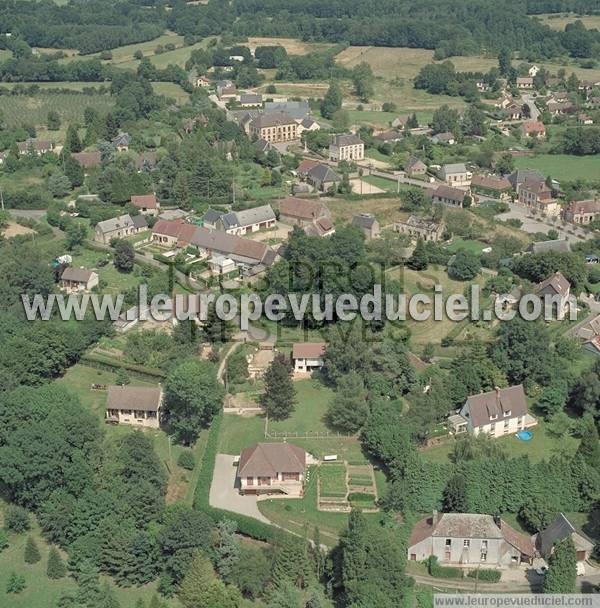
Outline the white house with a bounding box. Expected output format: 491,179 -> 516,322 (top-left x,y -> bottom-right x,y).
439,163 -> 472,187
449,385 -> 537,438
329,134 -> 364,162
292,342 -> 326,373
105,385 -> 162,429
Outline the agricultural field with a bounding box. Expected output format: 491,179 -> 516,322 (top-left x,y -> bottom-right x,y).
535,12 -> 600,31
514,154 -> 600,181
247,37 -> 334,55
0,92 -> 114,132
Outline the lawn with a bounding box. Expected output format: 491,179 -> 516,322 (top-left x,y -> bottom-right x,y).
0,501 -> 179,608
0,92 -> 114,130
69,244 -> 147,294
326,196 -> 403,224
362,174 -> 407,193
421,417 -> 580,465
444,237 -> 486,254
247,37 -> 334,55
514,154 -> 600,182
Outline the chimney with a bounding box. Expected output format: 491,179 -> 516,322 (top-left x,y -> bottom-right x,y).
432,510 -> 439,526
493,514 -> 501,529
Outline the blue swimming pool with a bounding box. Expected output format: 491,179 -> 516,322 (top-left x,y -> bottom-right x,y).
516,430 -> 533,441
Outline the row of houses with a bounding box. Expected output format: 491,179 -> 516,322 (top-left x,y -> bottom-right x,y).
202,204 -> 277,236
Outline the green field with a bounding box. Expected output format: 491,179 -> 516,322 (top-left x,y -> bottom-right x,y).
536,13 -> 600,31
514,154 -> 600,182
444,237 -> 486,254
151,82 -> 190,104
0,92 -> 113,130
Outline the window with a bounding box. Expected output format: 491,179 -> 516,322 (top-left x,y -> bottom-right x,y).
504,409 -> 511,417
246,477 -> 254,486
490,414 -> 498,420
445,539 -> 451,547
463,540 -> 470,548
480,552 -> 487,562
481,540 -> 488,549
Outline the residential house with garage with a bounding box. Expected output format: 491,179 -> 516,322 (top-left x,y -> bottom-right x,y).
216,204 -> 276,235
329,134 -> 365,162
105,385 -> 162,429
292,342 -> 326,373
448,385 -> 537,438
237,442 -> 307,496
407,512 -> 535,567
17,139 -> 54,156
534,271 -> 573,318
60,267 -> 99,293
521,121 -> 546,138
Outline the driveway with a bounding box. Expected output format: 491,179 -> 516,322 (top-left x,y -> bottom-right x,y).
209,454 -> 271,523
522,94 -> 541,121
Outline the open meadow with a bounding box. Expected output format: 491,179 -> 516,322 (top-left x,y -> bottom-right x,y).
514,154 -> 600,181
535,12 -> 600,30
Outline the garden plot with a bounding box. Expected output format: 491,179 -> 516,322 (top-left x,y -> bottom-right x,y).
317,461 -> 379,512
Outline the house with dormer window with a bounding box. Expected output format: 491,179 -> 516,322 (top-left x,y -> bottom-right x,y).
448,385 -> 537,438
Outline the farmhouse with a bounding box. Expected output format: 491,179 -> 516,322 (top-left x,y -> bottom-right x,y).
237,442 -> 306,496
503,103 -> 522,121
216,204 -> 276,235
105,385 -> 162,429
405,156 -> 427,177
428,184 -> 468,208
407,512 -> 535,567
292,342 -> 326,373
521,121 -> 546,138
329,134 -> 365,162
537,513 -> 595,563
94,214 -> 145,244
307,164 -> 341,192
449,385 -> 537,438
439,163 -> 472,187
394,215 -> 445,242
60,267 -> 99,293
131,193 -> 160,216
17,139 -> 54,155
303,215 -> 335,237
352,213 -> 380,240
547,100 -> 576,116
508,169 -> 545,192
296,158 -> 320,179
249,112 -> 298,143
278,197 -> 329,225
564,199 -> 600,224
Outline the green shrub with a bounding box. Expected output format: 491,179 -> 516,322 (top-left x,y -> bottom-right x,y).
467,569 -> 501,582
177,450 -> 196,471
425,556 -> 463,579
0,529 -> 8,552
4,505 -> 30,533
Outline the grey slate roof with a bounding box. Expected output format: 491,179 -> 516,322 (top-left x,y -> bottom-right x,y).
131,214 -> 148,230
332,133 -> 363,147
508,169 -> 545,189
308,164 -> 341,184
250,111 -> 296,129
254,138 -> 273,152
233,205 -> 276,227
61,267 -> 95,283
352,213 -> 377,230
537,513 -> 595,558
202,209 -> 224,224
106,385 -> 162,412
442,162 -> 467,174
96,214 -> 134,234
264,100 -> 309,120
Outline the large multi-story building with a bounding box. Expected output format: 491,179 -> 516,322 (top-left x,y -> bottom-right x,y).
329,134 -> 364,162
249,112 -> 298,143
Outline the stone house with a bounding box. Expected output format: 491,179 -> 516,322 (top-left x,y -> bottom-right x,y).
306,164 -> 341,192
534,271 -> 572,317
537,513 -> 595,563
216,204 -> 276,235
521,121 -> 546,138
564,199 -> 600,224
470,175 -> 512,202
17,139 -> 54,156
329,134 -> 365,162
94,214 -> 145,244
407,512 -> 535,567
518,178 -> 559,216
516,77 -> 534,89
131,193 -> 160,217
428,185 -> 468,208
249,112 -> 298,143
406,156 -> 427,177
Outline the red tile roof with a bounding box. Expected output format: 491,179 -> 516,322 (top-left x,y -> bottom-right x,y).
131,193 -> 158,209
292,342 -> 326,359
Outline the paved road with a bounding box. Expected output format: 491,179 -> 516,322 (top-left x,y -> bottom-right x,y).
209,454 -> 271,523
496,203 -> 587,242
522,94 -> 541,121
